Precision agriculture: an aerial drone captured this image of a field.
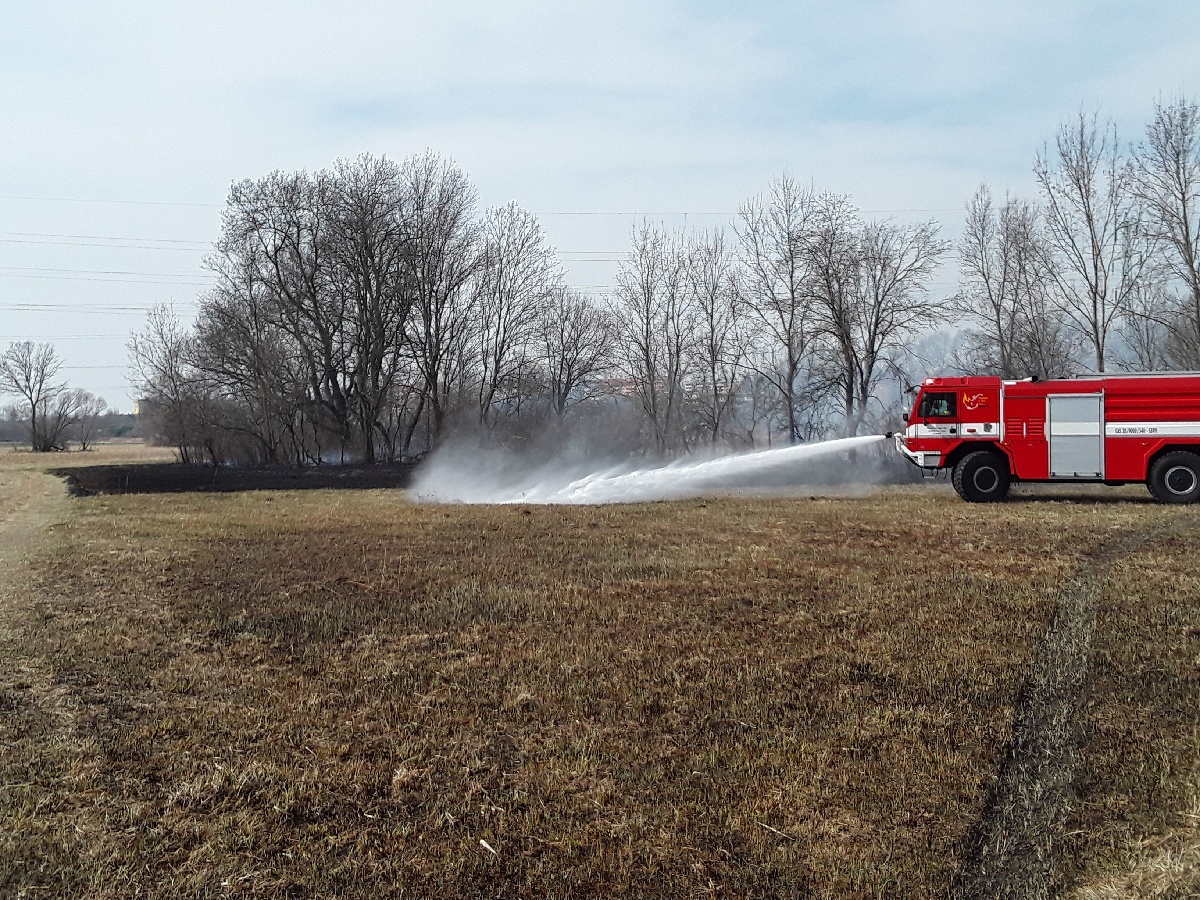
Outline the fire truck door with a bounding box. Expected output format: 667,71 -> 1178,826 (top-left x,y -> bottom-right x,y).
1047,394 -> 1103,478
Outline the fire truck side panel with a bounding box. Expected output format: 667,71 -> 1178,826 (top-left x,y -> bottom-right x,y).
958,384 -> 1002,436
998,392 -> 1048,480
1102,377 -> 1200,481
1047,393 -> 1104,478
999,380 -> 1103,480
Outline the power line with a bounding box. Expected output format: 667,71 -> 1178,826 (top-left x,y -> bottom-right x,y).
5,334 -> 129,339
0,238 -> 209,252
0,229 -> 210,245
0,274 -> 211,287
0,196 -> 960,216
0,194 -> 220,209
540,211 -> 735,216
1,302 -> 198,312
540,207 -> 961,216
4,243 -> 611,258
860,208 -> 961,214
0,265 -> 211,278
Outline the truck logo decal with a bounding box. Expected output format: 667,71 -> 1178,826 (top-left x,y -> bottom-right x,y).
962,392 -> 989,411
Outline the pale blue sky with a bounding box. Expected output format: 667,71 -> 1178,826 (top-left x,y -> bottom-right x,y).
2,1 -> 1198,409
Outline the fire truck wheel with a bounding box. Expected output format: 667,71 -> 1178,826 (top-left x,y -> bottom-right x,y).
952,451 -> 1011,503
1148,451 -> 1200,504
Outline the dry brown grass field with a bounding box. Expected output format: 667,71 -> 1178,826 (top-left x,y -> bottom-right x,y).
0,445 -> 1197,897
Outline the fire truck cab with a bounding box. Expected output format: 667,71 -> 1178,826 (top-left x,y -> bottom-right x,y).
896,373 -> 1200,503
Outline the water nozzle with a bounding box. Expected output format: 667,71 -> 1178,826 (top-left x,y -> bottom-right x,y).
884,431 -> 895,439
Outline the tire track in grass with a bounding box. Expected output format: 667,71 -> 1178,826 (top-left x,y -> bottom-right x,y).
951,517 -> 1187,900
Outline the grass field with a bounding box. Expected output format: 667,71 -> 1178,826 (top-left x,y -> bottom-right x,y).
1,445 -> 1198,897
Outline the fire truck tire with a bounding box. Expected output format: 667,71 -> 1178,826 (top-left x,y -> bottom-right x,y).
1148,451 -> 1200,504
952,451 -> 1011,503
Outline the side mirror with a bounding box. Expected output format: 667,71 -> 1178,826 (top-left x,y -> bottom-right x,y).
901,412 -> 909,423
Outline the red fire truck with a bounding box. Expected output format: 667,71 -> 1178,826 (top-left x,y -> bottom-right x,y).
895,373 -> 1200,503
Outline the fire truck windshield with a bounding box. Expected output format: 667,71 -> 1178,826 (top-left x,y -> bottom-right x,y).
918,391 -> 957,418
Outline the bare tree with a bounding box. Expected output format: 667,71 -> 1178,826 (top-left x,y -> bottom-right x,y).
803,194 -> 864,434
41,389 -> 85,450
329,154 -> 413,460
1118,280 -> 1174,370
724,371 -> 781,448
685,229 -> 743,446
610,224 -> 693,452
1130,96 -> 1200,367
400,151 -> 480,442
191,280 -> 306,464
843,218 -> 948,432
129,306 -> 205,462
0,342 -> 75,451
473,202 -> 559,430
955,185 -> 1079,379
222,170 -> 355,457
1035,110 -> 1144,371
141,152 -> 491,463
736,176 -> 818,443
72,391 -> 108,450
0,404 -> 21,442
538,286 -> 614,421
958,186 -> 1029,378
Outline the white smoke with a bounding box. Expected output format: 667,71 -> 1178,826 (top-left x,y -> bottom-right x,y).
411,434 -> 889,505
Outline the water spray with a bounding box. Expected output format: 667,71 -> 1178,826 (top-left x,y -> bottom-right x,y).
413,434 -> 890,505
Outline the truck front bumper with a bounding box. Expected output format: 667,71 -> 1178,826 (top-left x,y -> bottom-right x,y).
894,433 -> 942,469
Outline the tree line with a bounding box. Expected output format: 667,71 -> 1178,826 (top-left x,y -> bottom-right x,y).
120,96 -> 1198,464
127,155 -> 946,464
0,342 -> 109,450
958,98 -> 1200,377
